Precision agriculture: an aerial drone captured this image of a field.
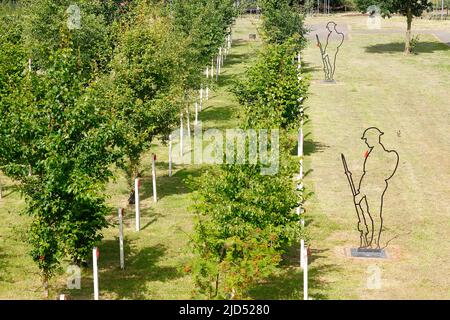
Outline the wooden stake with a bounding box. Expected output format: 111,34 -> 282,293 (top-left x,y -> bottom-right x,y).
300,239 -> 305,269
93,247 -> 99,300
186,108 -> 191,140
180,112 -> 184,156
168,134 -> 172,177
195,102 -> 199,125
152,154 -> 157,203
200,86 -> 203,111
118,208 -> 124,270
303,247 -> 308,300
135,178 -> 140,231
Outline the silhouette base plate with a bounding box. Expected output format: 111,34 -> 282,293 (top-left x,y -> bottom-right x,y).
321,79 -> 337,84
351,248 -> 387,259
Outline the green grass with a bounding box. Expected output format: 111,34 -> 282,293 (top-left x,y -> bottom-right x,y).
302,15 -> 450,299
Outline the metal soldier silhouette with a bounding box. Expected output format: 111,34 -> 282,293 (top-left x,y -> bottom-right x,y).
342,128 -> 399,249
316,21 -> 344,82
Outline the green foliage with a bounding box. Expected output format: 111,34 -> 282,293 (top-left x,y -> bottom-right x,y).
354,0 -> 431,17
0,9 -> 25,95
21,0 -> 126,80
0,44 -> 121,285
233,40 -> 309,130
107,5 -> 188,184
190,162 -> 301,299
190,23 -> 309,298
171,0 -> 237,89
354,0 -> 431,53
258,0 -> 307,50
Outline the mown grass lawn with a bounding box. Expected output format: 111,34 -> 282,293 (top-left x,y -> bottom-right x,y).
302,14 -> 450,299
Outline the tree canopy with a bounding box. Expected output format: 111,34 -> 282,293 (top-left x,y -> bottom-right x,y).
354,0 -> 432,53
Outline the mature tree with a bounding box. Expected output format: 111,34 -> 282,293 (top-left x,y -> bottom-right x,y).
355,0 -> 432,53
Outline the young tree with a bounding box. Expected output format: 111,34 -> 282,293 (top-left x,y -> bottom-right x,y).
190,40 -> 309,299
107,4 -> 188,188
170,0 -> 237,90
190,163 -> 301,299
21,0 -> 129,80
354,0 -> 432,54
258,0 -> 308,50
233,39 -> 309,130
0,39 -> 122,296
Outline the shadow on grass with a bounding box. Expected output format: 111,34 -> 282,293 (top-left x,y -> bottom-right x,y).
62,240 -> 182,300
248,263 -> 336,300
137,166 -> 204,202
304,140 -> 330,156
217,73 -> 240,87
155,167 -> 204,201
222,43 -> 254,68
0,184 -> 20,199
248,242 -> 337,300
291,139 -> 330,157
365,41 -> 450,54
302,62 -> 321,74
199,104 -> 236,125
101,240 -> 181,299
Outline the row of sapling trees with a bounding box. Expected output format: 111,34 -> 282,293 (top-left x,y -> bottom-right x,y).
113,0 -> 239,189
0,0 -> 237,297
189,0 -> 310,299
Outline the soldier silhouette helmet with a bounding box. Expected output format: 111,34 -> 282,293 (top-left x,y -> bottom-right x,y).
342,127 -> 399,249
326,21 -> 337,31
362,127 -> 384,148
362,127 -> 384,140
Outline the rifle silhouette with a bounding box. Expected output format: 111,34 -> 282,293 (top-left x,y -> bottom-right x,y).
341,153 -> 368,248
316,34 -> 330,81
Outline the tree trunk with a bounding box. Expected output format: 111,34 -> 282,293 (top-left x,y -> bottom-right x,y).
43,274 -> 49,299
405,9 -> 413,54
